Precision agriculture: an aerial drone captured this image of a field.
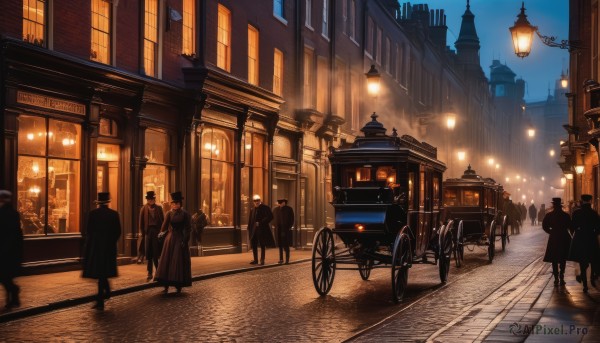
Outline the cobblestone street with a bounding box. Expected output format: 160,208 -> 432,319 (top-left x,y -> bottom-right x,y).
0,224 -> 598,342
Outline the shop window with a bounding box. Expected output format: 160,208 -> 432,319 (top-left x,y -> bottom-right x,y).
23,0 -> 46,47
217,4 -> 231,72
17,115 -> 81,235
241,132 -> 268,227
143,129 -> 170,209
143,0 -> 159,77
91,0 -> 111,64
248,25 -> 259,85
182,0 -> 195,56
201,127 -> 234,227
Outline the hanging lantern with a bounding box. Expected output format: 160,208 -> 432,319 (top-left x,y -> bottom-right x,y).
509,2 -> 537,58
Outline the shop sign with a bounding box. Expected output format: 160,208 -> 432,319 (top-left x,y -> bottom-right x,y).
17,91 -> 86,116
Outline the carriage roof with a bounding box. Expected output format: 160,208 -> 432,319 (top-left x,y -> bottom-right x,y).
443,165 -> 503,191
328,113 -> 446,172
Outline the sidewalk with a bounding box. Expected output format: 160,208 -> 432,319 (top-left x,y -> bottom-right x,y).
0,248 -> 313,323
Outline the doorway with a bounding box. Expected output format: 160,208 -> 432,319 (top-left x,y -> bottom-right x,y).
97,144 -> 120,211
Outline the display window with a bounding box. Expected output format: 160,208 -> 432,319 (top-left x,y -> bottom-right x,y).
17,115 -> 81,235
241,132 -> 267,227
143,128 -> 170,209
201,127 -> 234,226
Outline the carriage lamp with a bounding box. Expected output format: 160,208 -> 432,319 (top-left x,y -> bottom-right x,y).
575,165 -> 585,174
355,224 -> 365,232
365,64 -> 381,97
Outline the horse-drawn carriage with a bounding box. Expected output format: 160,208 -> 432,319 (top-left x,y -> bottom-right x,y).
311,114 -> 453,302
442,165 -> 508,265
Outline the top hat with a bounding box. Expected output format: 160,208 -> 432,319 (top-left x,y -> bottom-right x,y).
95,192 -> 111,204
145,191 -> 156,199
252,194 -> 261,201
277,198 -> 288,203
170,191 -> 184,202
581,194 -> 593,202
551,197 -> 563,205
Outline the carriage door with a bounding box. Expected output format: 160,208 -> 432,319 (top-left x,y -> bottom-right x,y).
416,167 -> 429,257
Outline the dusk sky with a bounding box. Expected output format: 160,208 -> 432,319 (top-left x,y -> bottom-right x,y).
423,0 -> 569,102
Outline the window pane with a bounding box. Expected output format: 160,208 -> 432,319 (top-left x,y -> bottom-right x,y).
48,159 -> 80,234
251,134 -> 265,167
273,49 -> 283,96
143,164 -> 168,207
217,5 -> 231,71
182,0 -> 195,55
200,157 -> 211,214
240,166 -> 250,227
17,156 -> 46,235
48,120 -> 81,159
145,129 -> 169,164
210,161 -> 233,226
18,115 -> 47,156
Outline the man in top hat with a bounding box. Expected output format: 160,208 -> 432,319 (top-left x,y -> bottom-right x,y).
0,190 -> 23,309
139,191 -> 165,281
272,198 -> 294,264
570,194 -> 600,292
82,192 -> 122,310
542,197 -> 572,286
247,194 -> 273,265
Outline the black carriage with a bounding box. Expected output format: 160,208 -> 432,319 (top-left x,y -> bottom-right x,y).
442,165 -> 508,266
311,114 -> 452,303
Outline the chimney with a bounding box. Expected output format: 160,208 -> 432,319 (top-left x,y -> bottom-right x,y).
429,8 -> 447,49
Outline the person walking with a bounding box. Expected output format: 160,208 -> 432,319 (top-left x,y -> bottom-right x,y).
82,192 -> 122,311
569,194 -> 600,292
272,198 -> 294,264
0,190 -> 23,309
154,191 -> 192,294
139,191 -> 165,281
542,197 -> 572,286
528,202 -> 537,226
248,194 -> 274,265
537,203 -> 546,226
191,208 -> 208,256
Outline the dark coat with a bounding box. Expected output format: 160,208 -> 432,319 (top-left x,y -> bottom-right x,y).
248,203 -> 275,246
155,209 -> 192,287
528,204 -> 537,220
541,206 -> 572,263
0,204 -> 23,278
83,205 -> 122,279
503,200 -> 519,226
569,203 -> 600,264
537,205 -> 546,223
138,203 -> 164,259
272,205 -> 294,246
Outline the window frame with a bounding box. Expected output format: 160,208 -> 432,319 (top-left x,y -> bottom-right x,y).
217,4 -> 232,72
91,0 -> 112,64
247,25 -> 259,86
22,0 -> 47,47
182,0 -> 195,56
143,0 -> 159,77
273,48 -> 284,96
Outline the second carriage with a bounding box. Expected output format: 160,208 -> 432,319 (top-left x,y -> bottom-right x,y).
311,115 -> 453,303
442,165 -> 509,266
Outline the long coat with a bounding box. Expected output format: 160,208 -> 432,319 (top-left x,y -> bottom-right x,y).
541,206 -> 572,263
528,204 -> 537,221
154,209 -> 192,287
537,205 -> 546,224
569,203 -> 600,264
83,205 -> 122,279
247,203 -> 275,246
0,204 -> 23,279
272,205 -> 294,247
138,203 -> 164,259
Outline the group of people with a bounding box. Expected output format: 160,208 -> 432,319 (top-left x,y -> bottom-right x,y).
503,194 -> 548,233
541,195 -> 600,293
248,195 -> 295,265
527,202 -> 547,226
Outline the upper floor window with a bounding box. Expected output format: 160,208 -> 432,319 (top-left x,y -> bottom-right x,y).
273,49 -> 284,96
305,0 -> 312,28
23,0 -> 46,47
91,0 -> 111,64
322,0 -> 329,38
376,28 -> 382,65
143,0 -> 159,77
366,17 -> 374,56
274,0 -> 285,21
217,4 -> 231,72
303,48 -> 314,108
182,0 -> 195,56
349,0 -> 356,40
248,25 -> 259,85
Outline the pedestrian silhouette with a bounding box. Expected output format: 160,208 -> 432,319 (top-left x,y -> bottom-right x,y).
82,192 -> 122,311
139,191 -> 164,281
248,194 -> 274,265
272,198 -> 294,264
569,194 -> 600,292
528,202 -> 537,226
542,197 -> 572,286
0,190 -> 23,309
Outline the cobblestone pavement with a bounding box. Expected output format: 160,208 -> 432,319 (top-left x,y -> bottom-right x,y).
0,224 -> 596,342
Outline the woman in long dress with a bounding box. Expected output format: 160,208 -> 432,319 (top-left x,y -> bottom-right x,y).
154,191 -> 192,293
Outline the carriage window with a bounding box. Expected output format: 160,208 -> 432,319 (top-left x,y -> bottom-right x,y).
408,172 -> 414,210
355,167 -> 371,181
419,170 -> 425,208
487,190 -> 495,209
433,176 -> 440,209
462,190 -> 480,206
444,189 -> 457,206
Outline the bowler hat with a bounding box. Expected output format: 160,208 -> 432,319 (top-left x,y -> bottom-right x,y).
95,192 -> 111,204
170,191 -> 184,202
551,197 -> 563,205
581,194 -> 593,202
277,198 -> 288,204
145,191 -> 156,199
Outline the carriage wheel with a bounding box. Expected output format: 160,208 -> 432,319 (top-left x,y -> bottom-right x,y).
501,216 -> 507,252
311,227 -> 336,296
488,220 -> 496,262
453,221 -> 464,268
439,228 -> 452,283
358,259 -> 374,280
391,229 -> 411,303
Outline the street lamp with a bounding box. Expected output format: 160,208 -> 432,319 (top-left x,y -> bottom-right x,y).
575,165 -> 584,175
560,71 -> 568,89
509,2 -> 579,58
457,151 -> 466,162
365,64 -> 381,97
445,111 -> 456,177
527,128 -> 535,138
549,149 -> 555,157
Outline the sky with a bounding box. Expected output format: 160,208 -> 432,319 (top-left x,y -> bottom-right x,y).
422,0 -> 569,102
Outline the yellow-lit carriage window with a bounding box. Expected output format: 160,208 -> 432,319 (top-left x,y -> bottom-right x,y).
419,170 -> 425,208
433,176 -> 440,209
444,189 -> 457,207
273,49 -> 284,96
91,0 -> 111,64
23,0 -> 46,46
201,128 -> 234,226
144,0 -> 158,77
462,190 -> 480,206
248,25 -> 259,85
408,172 -> 415,210
182,0 -> 195,55
355,167 -> 371,182
17,115 -> 81,235
143,129 -> 170,208
217,5 -> 231,71
376,166 -> 395,183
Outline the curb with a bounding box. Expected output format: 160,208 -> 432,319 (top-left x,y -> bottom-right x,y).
0,258 -> 312,323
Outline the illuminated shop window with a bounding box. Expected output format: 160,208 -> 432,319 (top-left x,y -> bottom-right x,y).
17,115 -> 81,235
201,127 -> 234,227
241,132 -> 267,226
143,129 -> 170,209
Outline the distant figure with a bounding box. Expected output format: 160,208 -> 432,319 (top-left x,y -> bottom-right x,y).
248,194 -> 274,265
82,192 -> 122,311
528,202 -> 537,226
272,198 -> 294,264
139,191 -> 164,282
154,191 -> 192,294
542,197 -> 572,286
0,190 -> 23,309
569,194 -> 600,292
537,204 -> 546,225
191,208 -> 208,248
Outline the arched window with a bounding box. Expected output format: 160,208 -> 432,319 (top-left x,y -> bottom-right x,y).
201,127 -> 234,226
